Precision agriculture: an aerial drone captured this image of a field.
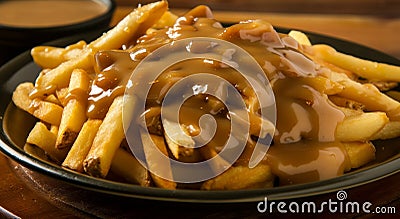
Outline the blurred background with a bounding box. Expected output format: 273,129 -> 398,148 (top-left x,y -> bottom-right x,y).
119,0 -> 400,17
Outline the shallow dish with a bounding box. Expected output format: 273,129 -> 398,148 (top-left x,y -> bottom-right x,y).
1,28 -> 400,203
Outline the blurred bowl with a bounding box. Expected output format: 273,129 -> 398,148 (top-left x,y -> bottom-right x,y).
0,0 -> 116,65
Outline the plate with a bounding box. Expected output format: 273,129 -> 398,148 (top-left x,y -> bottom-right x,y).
1,28 -> 400,203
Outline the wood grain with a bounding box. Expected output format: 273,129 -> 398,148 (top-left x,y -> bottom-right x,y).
0,156 -> 76,218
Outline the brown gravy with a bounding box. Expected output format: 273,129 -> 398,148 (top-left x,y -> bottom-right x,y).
0,0 -> 108,27
88,6 -> 349,184
267,141 -> 351,185
32,5 -> 352,185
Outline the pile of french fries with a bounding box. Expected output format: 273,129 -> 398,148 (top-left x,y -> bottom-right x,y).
11,1 -> 400,190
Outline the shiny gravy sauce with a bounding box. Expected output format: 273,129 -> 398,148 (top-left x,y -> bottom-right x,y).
0,0 -> 108,27
36,6 -> 352,185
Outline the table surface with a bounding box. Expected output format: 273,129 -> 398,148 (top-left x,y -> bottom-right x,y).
1,3 -> 400,218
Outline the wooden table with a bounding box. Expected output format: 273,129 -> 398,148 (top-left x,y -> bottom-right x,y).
1,3 -> 400,218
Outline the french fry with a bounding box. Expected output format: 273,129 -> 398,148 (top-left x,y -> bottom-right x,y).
163,119 -> 195,159
110,148 -> 151,186
337,106 -> 363,117
142,106 -> 163,135
199,143 -> 231,174
371,121 -> 400,140
26,122 -> 68,163
321,69 -> 400,120
84,96 -> 125,178
44,94 -> 61,106
36,1 -> 168,89
329,95 -> 365,111
30,99 -> 64,126
55,99 -> 86,148
301,76 -> 344,95
12,82 -> 34,112
201,164 -> 274,190
31,40 -> 86,69
150,11 -> 178,30
56,87 -> 69,106
62,119 -> 102,172
12,82 -> 64,125
68,69 -> 91,95
288,30 -> 311,46
56,69 -> 89,148
343,142 -> 376,169
312,44 -> 400,82
336,112 -> 389,142
339,80 -> 400,120
50,125 -> 59,135
141,133 -> 176,189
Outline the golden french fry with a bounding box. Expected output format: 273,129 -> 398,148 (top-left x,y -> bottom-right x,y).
31,46 -> 66,69
322,69 -> 400,120
84,96 -> 125,178
31,40 -> 86,69
63,47 -> 84,61
38,55 -> 92,90
12,82 -> 34,111
44,94 -> 61,106
90,1 -> 168,51
312,44 -> 400,82
36,1 -> 168,89
146,10 -> 178,34
13,83 -> 64,125
152,11 -> 178,29
30,99 -> 64,126
336,112 -> 389,142
142,106 -> 163,135
110,148 -> 151,186
26,122 -> 68,163
56,87 -> 69,106
288,30 -> 311,46
343,142 -> 376,169
329,95 -> 365,111
56,69 -> 89,148
55,99 -> 86,148
301,76 -> 344,95
141,133 -> 176,189
62,119 -> 102,172
163,119 -> 195,159
50,125 -> 59,135
199,143 -> 231,174
68,69 -> 91,95
339,80 -> 400,120
201,164 -> 274,190
371,121 -> 400,140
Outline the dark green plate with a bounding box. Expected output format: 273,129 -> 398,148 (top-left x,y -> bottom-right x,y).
1,28 -> 400,203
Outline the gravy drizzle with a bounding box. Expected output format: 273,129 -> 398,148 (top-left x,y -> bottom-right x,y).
32,5 -> 351,185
